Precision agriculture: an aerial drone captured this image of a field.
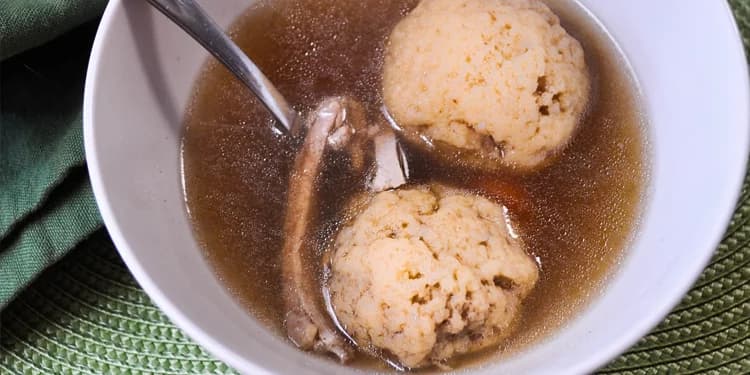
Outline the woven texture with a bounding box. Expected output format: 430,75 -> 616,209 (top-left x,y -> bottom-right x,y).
0,232 -> 234,374
1,1 -> 750,374
0,16 -> 104,308
0,0 -> 107,59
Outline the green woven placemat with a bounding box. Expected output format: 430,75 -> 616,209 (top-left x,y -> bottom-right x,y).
0,168 -> 747,375
2,2 -> 750,375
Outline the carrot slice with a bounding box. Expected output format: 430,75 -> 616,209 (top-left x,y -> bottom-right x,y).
468,177 -> 530,216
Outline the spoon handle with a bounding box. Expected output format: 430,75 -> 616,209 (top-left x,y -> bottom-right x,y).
145,0 -> 297,132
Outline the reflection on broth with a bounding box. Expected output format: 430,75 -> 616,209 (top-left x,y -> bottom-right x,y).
182,0 -> 647,370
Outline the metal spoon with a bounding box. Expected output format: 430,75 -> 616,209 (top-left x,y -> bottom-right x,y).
145,0 -> 297,132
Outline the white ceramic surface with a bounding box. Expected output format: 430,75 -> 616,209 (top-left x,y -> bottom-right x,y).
83,0 -> 749,374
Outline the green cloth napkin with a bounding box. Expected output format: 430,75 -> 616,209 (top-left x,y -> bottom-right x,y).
0,1 -> 107,308
0,1 -> 749,374
0,0 -> 107,60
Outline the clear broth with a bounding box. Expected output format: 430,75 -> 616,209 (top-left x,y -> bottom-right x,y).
181,0 -> 648,370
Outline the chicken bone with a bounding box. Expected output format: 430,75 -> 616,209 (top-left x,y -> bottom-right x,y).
281,97 -> 408,362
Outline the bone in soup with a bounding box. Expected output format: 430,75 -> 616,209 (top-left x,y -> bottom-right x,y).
182,0 -> 648,370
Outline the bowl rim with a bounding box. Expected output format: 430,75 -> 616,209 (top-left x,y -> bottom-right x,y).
83,1 -> 750,374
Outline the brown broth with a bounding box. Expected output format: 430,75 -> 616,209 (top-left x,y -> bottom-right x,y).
181,0 -> 648,371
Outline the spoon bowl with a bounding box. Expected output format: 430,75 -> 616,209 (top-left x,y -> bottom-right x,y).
84,0 -> 749,373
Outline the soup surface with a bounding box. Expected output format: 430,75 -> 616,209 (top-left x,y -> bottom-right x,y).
182,0 -> 648,369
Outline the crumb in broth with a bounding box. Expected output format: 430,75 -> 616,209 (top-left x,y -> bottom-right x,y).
181,0 -> 647,370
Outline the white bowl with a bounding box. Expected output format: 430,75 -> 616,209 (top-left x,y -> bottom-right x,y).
83,0 -> 749,374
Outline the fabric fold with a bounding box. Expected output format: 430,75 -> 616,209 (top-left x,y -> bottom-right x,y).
0,170 -> 101,308
0,0 -> 107,60
0,18 -> 104,307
